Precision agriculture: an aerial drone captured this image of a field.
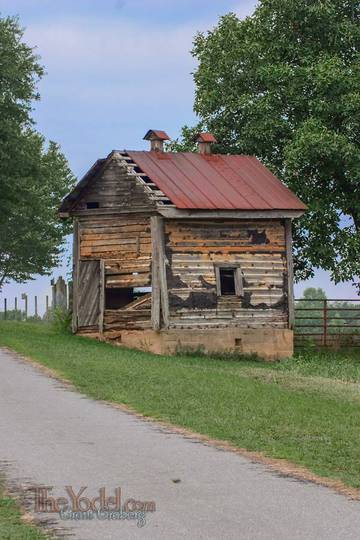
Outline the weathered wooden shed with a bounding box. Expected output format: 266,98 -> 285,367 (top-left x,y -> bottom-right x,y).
59,131 -> 306,359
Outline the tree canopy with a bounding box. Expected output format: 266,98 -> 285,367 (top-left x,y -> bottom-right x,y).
0,15 -> 75,289
171,0 -> 360,290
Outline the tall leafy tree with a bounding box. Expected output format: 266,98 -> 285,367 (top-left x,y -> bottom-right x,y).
173,0 -> 360,290
0,15 -> 75,289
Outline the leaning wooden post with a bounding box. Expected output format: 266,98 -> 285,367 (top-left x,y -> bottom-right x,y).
285,219 -> 295,329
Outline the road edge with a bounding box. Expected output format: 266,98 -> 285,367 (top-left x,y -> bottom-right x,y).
2,346 -> 360,502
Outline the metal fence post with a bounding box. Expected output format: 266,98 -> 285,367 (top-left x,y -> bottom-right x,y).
35,296 -> 38,318
323,299 -> 327,347
4,298 -> 7,320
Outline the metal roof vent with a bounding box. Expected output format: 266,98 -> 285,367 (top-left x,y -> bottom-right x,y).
195,133 -> 217,155
143,130 -> 170,152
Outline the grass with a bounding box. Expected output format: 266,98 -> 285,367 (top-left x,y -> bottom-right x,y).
0,321 -> 359,490
0,480 -> 49,539
272,347 -> 360,382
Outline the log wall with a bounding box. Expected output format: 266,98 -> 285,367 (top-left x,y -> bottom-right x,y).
77,214 -> 152,332
79,215 -> 152,261
75,214 -> 289,333
165,219 -> 288,329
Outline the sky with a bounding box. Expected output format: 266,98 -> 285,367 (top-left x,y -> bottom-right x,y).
0,0 -> 358,315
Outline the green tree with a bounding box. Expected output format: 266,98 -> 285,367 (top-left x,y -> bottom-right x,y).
295,287 -> 360,339
295,287 -> 327,336
0,15 -> 75,289
175,1 -> 360,289
302,288 -> 327,301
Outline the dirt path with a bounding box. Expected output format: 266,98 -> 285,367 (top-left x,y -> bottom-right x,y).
0,348 -> 359,540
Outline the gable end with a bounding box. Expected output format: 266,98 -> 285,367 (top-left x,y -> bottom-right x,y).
60,152 -> 175,217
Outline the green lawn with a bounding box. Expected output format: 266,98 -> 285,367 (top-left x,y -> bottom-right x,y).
0,321 -> 359,490
0,481 -> 48,540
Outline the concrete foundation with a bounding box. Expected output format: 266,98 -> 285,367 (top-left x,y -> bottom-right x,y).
106,327 -> 294,361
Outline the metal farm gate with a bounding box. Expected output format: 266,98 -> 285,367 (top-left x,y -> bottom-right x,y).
294,299 -> 360,348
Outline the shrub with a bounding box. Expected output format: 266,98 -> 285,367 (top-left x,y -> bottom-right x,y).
51,307 -> 72,333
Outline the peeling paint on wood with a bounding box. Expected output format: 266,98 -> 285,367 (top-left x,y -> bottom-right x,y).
164,219 -> 287,329
169,291 -> 218,310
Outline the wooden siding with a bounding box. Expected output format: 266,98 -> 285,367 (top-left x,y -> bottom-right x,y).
79,215 -> 152,261
72,154 -> 155,214
104,258 -> 151,288
165,219 -> 288,329
75,214 -> 152,331
74,213 -> 289,333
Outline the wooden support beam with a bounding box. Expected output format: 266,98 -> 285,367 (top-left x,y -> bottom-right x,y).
72,219 -> 79,333
158,220 -> 170,329
151,216 -> 161,330
99,259 -> 105,335
235,268 -> 244,297
151,216 -> 169,329
285,219 -> 295,329
214,266 -> 221,297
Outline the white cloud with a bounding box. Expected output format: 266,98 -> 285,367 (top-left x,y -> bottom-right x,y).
24,17 -> 202,111
21,4 -> 257,110
25,18 -> 198,75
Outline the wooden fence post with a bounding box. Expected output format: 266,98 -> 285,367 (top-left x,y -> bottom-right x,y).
51,278 -> 56,310
21,293 -> 28,319
4,298 -> 7,320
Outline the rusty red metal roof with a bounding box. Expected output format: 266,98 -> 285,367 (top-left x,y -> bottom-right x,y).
196,133 -> 217,143
126,151 -> 306,211
143,130 -> 170,141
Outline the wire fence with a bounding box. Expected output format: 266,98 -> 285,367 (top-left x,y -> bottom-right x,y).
0,277 -> 70,321
1,290 -> 359,348
294,299 -> 360,347
0,294 -> 50,321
